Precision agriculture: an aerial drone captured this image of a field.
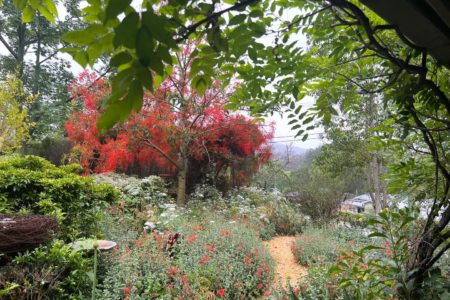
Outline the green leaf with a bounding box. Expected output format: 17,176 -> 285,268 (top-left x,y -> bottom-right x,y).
329,265 -> 342,275
248,47 -> 257,61
129,79 -> 144,112
110,51 -> 133,67
87,44 -> 104,65
74,51 -> 89,67
28,0 -> 39,9
22,6 -> 34,23
249,22 -> 265,37
156,45 -> 172,64
229,14 -> 246,26
113,12 -> 139,48
63,25 -> 108,45
295,129 -> 304,138
111,68 -> 134,93
133,61 -> 153,90
38,5 -> 55,23
292,86 -> 299,99
142,10 -> 175,47
43,0 -> 57,16
0,283 -> 19,296
105,0 -> 132,21
366,218 -> 382,226
249,10 -> 263,18
361,245 -> 383,251
97,96 -> 132,132
135,27 -> 154,66
192,76 -> 207,96
148,53 -> 164,75
368,232 -> 388,238
303,116 -> 314,124
13,0 -> 27,9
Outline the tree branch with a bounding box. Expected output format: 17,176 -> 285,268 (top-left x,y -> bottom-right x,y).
140,137 -> 181,170
328,0 -> 450,115
0,34 -> 18,60
176,0 -> 259,42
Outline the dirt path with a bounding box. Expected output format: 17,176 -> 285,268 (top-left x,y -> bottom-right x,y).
263,236 -> 308,288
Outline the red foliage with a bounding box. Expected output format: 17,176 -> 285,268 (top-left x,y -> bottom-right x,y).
65,49 -> 273,187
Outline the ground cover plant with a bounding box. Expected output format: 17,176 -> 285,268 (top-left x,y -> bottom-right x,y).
99,218 -> 274,299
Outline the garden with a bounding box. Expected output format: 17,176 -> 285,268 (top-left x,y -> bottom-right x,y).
1,0 -> 450,299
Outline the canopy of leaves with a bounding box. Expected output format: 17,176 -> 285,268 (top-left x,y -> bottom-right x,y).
0,75 -> 34,153
0,0 -> 85,137
65,69 -> 272,188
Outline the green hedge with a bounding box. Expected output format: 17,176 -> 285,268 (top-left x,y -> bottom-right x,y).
0,156 -> 119,241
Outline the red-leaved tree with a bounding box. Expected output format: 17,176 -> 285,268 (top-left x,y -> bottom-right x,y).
66,49 -> 273,205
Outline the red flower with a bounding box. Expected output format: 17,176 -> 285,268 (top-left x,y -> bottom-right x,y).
337,255 -> 343,262
203,255 -> 210,261
245,256 -> 252,265
219,229 -> 231,238
167,266 -> 180,277
123,286 -> 131,295
186,234 -> 197,244
385,248 -> 393,257
257,283 -> 264,290
199,259 -> 206,265
217,289 -> 225,297
207,243 -> 216,252
294,288 -> 301,296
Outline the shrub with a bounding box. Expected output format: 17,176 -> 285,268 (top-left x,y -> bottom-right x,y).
226,187 -> 306,239
266,264 -> 341,300
0,156 -> 119,241
94,173 -> 170,210
266,198 -> 305,236
337,211 -> 372,228
0,240 -> 92,300
99,218 -> 274,299
330,208 -> 450,299
21,136 -> 72,166
291,227 -> 366,267
291,228 -> 340,267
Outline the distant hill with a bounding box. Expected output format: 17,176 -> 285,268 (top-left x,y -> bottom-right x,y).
270,143 -> 314,170
271,143 -> 308,157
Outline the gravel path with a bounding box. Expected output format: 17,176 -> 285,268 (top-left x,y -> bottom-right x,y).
263,236 -> 308,288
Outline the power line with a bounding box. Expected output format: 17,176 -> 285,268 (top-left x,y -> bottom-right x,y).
269,138 -> 323,143
272,133 -> 323,139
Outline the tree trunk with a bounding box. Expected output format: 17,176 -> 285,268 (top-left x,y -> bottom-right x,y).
33,16 -> 41,95
369,154 -> 382,213
176,154 -> 188,206
17,22 -> 26,80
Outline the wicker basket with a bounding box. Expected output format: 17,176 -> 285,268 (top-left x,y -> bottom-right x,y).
0,214 -> 58,255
